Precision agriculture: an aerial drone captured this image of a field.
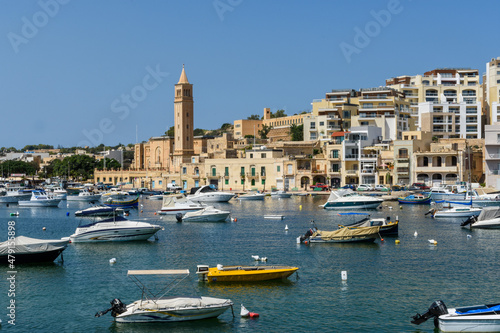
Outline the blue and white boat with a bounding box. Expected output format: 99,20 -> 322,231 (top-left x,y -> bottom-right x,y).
18,190 -> 61,207
412,300 -> 500,332
321,189 -> 383,210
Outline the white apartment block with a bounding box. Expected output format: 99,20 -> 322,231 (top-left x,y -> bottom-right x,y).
486,58 -> 500,124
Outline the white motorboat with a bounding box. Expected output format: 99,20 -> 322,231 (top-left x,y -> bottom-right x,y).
0,187 -> 32,203
0,236 -> 69,264
45,186 -> 68,200
157,194 -> 204,215
69,216 -> 162,242
67,189 -> 102,202
412,300 -> 500,332
18,190 -> 62,207
187,185 -> 235,202
321,189 -> 383,210
176,206 -> 230,222
461,206 -> 500,229
237,192 -> 265,200
422,184 -> 468,201
429,205 -> 482,218
95,269 -> 233,323
270,190 -> 292,199
75,205 -> 125,217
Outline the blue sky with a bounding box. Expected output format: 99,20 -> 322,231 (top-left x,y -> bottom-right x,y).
1,0 -> 499,148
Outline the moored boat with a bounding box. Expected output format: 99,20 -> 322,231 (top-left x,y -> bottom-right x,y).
95,269 -> 233,323
321,189 -> 383,210
237,192 -> 265,200
69,216 -> 162,242
398,193 -> 431,204
270,190 -> 292,199
102,194 -> 139,208
187,185 -> 235,202
337,213 -> 399,236
18,190 -> 61,207
75,205 -> 125,217
67,189 -> 101,202
157,194 -> 204,215
176,206 -> 230,222
461,206 -> 500,229
298,223 -> 381,243
196,264 -> 299,282
0,236 -> 69,264
412,300 -> 500,332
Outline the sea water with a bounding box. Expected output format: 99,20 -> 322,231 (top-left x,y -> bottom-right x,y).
0,195 -> 498,332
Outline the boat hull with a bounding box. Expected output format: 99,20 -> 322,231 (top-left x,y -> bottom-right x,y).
439,314 -> 500,332
309,235 -> 378,243
67,195 -> 101,202
182,213 -> 230,222
471,218 -> 500,229
0,248 -> 65,264
188,193 -> 235,202
18,199 -> 61,207
323,200 -> 382,210
204,266 -> 298,282
434,209 -> 482,218
238,194 -> 265,200
158,208 -> 203,215
398,198 -> 431,204
115,298 -> 232,323
70,225 -> 161,242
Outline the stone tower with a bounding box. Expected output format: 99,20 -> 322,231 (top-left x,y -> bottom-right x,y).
173,65 -> 194,171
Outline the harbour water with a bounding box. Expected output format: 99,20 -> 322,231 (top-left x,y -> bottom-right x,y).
0,195 -> 499,332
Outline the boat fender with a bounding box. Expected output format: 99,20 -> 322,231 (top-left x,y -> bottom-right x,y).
175,213 -> 183,223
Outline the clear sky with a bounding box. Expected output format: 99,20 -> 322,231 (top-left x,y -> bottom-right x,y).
1,0 -> 499,149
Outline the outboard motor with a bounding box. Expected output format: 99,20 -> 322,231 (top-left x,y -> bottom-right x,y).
461,215 -> 477,227
299,228 -> 316,243
411,300 -> 448,328
95,298 -> 127,318
175,213 -> 183,223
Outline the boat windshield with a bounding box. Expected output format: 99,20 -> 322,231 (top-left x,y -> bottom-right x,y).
78,215 -> 128,228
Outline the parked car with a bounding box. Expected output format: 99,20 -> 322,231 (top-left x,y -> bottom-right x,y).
374,185 -> 389,192
411,183 -> 430,190
342,184 -> 357,190
357,184 -> 374,191
310,183 -> 329,191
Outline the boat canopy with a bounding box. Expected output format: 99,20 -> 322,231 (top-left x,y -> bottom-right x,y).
161,194 -> 189,207
127,269 -> 190,276
0,236 -> 68,256
475,206 -> 500,221
312,226 -> 380,240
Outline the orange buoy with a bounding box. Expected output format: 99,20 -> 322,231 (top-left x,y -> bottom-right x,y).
249,312 -> 259,318
154,212 -> 157,215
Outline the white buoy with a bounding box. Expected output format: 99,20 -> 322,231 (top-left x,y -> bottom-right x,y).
260,257 -> 267,262
341,270 -> 347,281
388,206 -> 393,210
251,255 -> 260,261
428,239 -> 437,245
285,225 -> 289,231
109,258 -> 117,264
467,234 -> 472,239
414,231 -> 418,237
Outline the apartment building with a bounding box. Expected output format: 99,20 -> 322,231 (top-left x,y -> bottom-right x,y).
484,124 -> 500,188
392,131 -> 432,185
387,68 -> 482,139
485,58 -> 500,124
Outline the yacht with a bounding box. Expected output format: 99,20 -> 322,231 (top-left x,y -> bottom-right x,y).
157,194 -> 204,215
237,192 -> 266,200
461,206 -> 500,229
270,190 -> 292,199
69,216 -> 162,242
45,186 -> 68,200
187,185 -> 234,202
18,190 -> 62,207
321,189 -> 383,210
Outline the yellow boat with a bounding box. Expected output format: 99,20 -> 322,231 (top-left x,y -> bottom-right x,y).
196,264 -> 299,282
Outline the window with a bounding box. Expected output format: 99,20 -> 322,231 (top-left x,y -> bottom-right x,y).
236,124 -> 240,127
225,179 -> 229,185
343,111 -> 350,118
277,165 -> 281,172
310,133 -> 317,140
261,153 -> 266,158
261,167 -> 266,176
310,122 -> 316,129
241,167 -> 245,176
251,179 -> 255,186
241,179 -> 245,185
187,112 -> 189,117
182,167 -> 187,174
319,121 -> 324,126
331,164 -> 339,172
225,167 -> 229,176
250,153 -> 253,158
331,150 -> 339,158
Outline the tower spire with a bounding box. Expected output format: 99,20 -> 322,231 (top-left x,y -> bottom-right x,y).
178,64 -> 189,84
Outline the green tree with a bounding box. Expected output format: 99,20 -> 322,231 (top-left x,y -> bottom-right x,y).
258,124 -> 272,139
95,158 -> 121,171
247,114 -> 261,120
166,126 -> 175,137
244,135 -> 255,139
193,128 -> 205,136
47,155 -> 98,180
290,124 -> 303,141
220,123 -> 232,131
271,109 -> 287,118
0,160 -> 38,176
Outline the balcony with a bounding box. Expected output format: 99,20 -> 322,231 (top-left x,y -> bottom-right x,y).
329,168 -> 341,174
192,173 -> 200,179
246,172 -> 259,179
359,154 -> 378,160
346,169 -> 358,175
345,154 -> 359,160
360,169 -> 375,174
260,172 -> 267,179
414,166 -> 458,172
206,172 -> 220,179
223,173 -> 230,178
488,154 -> 500,159
397,155 -> 409,160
